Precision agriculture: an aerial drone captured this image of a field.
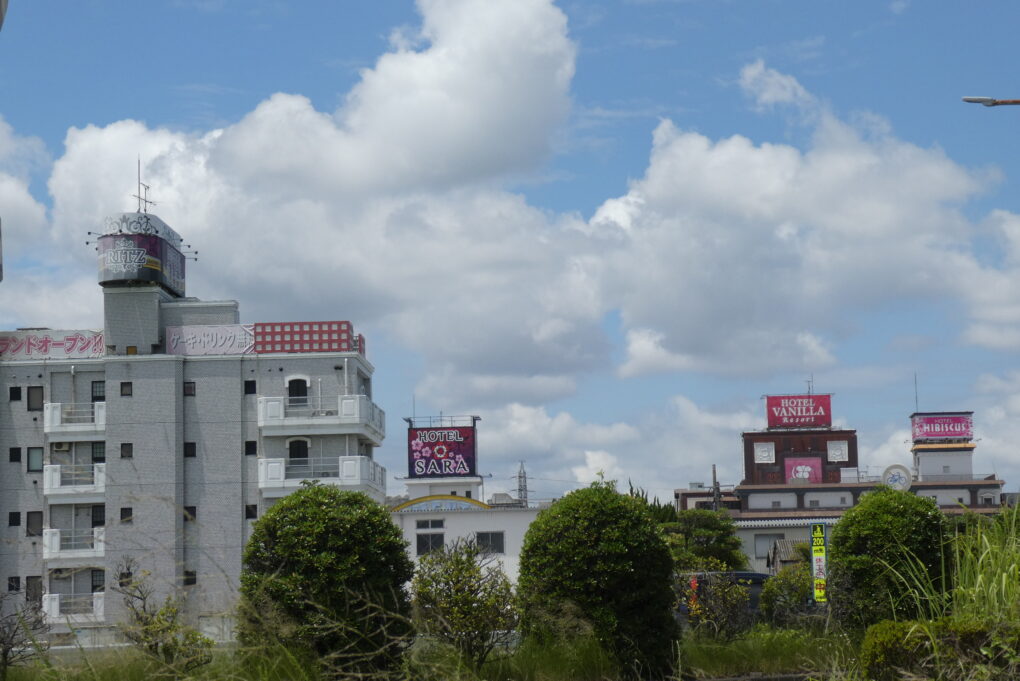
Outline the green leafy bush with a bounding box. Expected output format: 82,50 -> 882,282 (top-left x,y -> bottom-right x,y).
677,572 -> 751,641
518,480 -> 678,677
661,509 -> 746,571
759,558 -> 814,628
238,484 -> 414,677
861,617 -> 1020,681
412,539 -> 517,669
828,486 -> 948,630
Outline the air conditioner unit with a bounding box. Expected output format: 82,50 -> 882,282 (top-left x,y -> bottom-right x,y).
52,442 -> 71,452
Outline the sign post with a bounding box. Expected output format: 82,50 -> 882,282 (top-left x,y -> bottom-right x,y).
811,523 -> 827,603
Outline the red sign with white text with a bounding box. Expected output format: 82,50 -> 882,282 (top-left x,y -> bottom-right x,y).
767,394 -> 832,428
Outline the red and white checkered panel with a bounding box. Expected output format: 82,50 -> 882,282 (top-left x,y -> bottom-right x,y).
253,321 -> 358,354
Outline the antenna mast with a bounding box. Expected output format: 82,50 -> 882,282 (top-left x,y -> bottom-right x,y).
131,157 -> 157,213
517,461 -> 529,506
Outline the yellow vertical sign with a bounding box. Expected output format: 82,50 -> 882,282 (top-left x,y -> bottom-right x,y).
811,523 -> 827,603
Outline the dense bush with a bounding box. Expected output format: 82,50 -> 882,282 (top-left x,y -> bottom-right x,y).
238,484 -> 414,677
677,572 -> 751,641
860,617 -> 1020,681
412,539 -> 517,669
828,486 -> 948,630
518,480 -> 678,677
759,553 -> 814,628
661,509 -> 746,570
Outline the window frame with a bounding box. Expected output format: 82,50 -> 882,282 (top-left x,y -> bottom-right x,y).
120,507 -> 133,524
183,381 -> 196,396
8,448 -> 20,463
244,440 -> 257,456
183,442 -> 197,458
120,443 -> 133,459
91,381 -> 106,402
416,533 -> 444,556
8,387 -> 21,401
26,386 -> 43,412
26,447 -> 43,473
243,380 -> 257,395
476,531 -> 505,555
25,511 -> 42,537
120,382 -> 133,397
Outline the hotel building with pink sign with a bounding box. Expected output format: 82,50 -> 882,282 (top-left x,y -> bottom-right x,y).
677,396 -> 1005,573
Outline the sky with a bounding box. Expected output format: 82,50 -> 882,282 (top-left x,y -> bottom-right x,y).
3,0 -> 1020,502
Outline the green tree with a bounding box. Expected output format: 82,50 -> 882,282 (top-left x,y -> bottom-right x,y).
828,486 -> 948,630
238,484 -> 414,677
412,539 -> 517,669
518,480 -> 678,677
759,548 -> 814,628
112,557 -> 214,675
661,509 -> 747,570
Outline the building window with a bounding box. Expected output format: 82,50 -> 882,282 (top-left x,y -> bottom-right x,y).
184,442 -> 197,458
809,499 -> 820,508
91,442 -> 106,463
25,512 -> 42,537
840,496 -> 847,505
416,533 -> 444,556
8,387 -> 20,401
244,440 -> 257,456
92,505 -> 105,528
983,496 -> 995,506
118,570 -> 132,588
121,443 -> 133,459
415,519 -> 444,529
244,380 -> 256,395
8,448 -> 20,463
184,506 -> 196,522
183,571 -> 197,586
26,448 -> 42,473
943,466 -> 951,474
120,382 -> 133,397
125,346 -> 138,355
7,512 -> 18,527
91,381 -> 105,402
7,577 -> 19,593
465,490 -> 472,499
245,504 -> 258,520
183,381 -> 196,396
476,531 -> 505,555
25,576 -> 41,604
91,569 -> 105,593
26,386 -> 43,412
120,507 -> 133,524
770,500 -> 781,509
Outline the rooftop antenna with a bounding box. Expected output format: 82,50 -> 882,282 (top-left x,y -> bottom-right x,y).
806,373 -> 814,395
918,369 -> 926,411
131,157 -> 157,213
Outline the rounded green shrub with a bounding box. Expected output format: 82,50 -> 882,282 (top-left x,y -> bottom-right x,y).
518,480 -> 678,677
828,486 -> 948,630
238,484 -> 414,676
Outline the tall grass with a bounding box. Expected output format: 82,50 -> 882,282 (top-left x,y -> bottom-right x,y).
890,506 -> 1020,624
677,625 -> 854,678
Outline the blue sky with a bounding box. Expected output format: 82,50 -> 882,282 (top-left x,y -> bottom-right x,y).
3,0 -> 1020,501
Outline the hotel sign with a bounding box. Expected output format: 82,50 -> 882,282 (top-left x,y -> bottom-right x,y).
766,394 -> 832,428
911,413 -> 973,442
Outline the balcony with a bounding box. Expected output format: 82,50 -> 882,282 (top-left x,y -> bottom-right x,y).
42,527 -> 105,561
43,464 -> 106,502
258,456 -> 386,502
256,395 -> 385,443
42,592 -> 104,625
43,402 -> 106,440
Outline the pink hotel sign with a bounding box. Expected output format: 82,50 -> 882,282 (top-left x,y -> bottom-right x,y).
911,414 -> 973,441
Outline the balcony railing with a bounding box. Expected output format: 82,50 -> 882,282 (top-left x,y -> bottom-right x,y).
42,527 -> 105,561
258,456 -> 386,502
42,592 -> 104,625
43,463 -> 106,500
43,402 -> 106,439
916,473 -> 999,482
256,395 -> 385,442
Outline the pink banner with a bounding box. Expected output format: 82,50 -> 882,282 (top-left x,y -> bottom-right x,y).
0,330 -> 104,359
785,457 -> 822,483
767,394 -> 832,428
911,414 -> 973,441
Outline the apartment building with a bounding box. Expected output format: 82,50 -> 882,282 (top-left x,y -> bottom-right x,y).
0,211 -> 387,645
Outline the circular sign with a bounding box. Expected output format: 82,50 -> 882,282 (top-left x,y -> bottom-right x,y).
882,464 -> 912,491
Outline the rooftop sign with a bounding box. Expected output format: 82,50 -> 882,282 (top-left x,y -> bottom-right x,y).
766,394 -> 832,429
911,412 -> 973,443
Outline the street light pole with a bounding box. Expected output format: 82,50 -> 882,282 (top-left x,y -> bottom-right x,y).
963,96 -> 1020,107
